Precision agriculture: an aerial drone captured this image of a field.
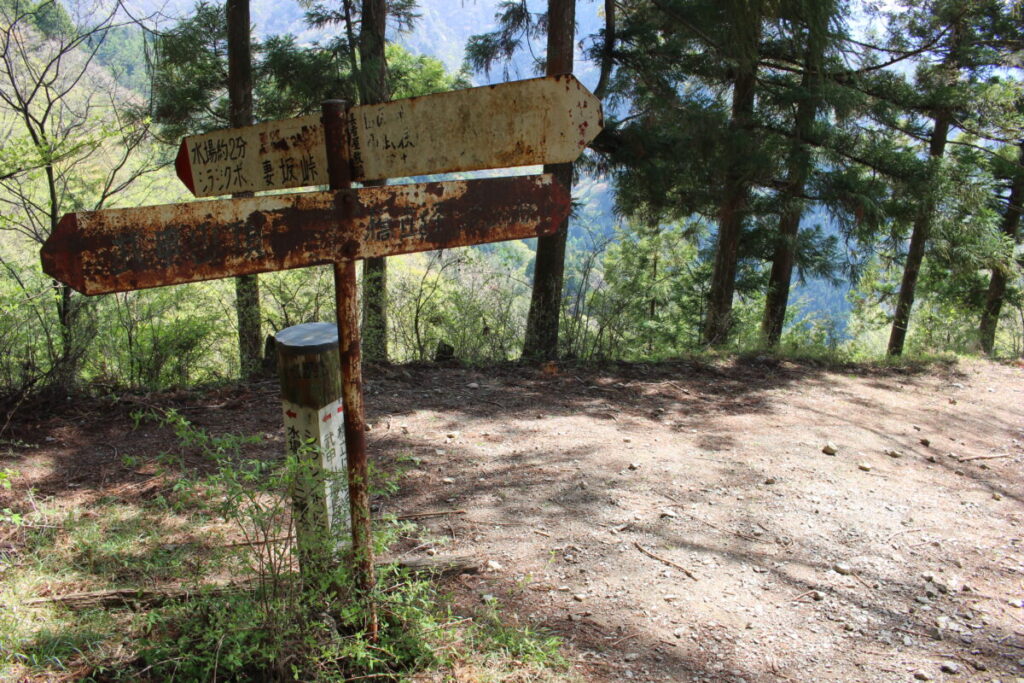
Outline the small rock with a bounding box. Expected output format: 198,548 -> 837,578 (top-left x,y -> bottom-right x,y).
573,594 -> 586,602
628,462 -> 640,470
764,477 -> 777,485
446,431 -> 460,439
993,492 -> 1003,501
939,661 -> 960,674
466,382 -> 479,389
623,653 -> 639,662
913,671 -> 933,681
920,438 -> 931,447
426,547 -> 437,556
441,477 -> 455,484
833,562 -> 853,576
885,448 -> 904,458
822,442 -> 839,455
487,560 -> 503,571
811,590 -> 825,601
659,509 -> 678,519
481,594 -> 495,603
858,463 -> 872,472
927,455 -> 938,463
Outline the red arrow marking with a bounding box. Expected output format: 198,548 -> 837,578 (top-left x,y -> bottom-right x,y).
285,410 -> 297,418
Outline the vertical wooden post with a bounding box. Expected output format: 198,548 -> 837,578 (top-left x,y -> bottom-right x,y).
275,322 -> 349,582
322,99 -> 378,638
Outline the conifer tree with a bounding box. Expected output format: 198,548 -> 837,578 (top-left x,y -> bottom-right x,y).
226,0 -> 262,379
978,141 -> 1023,354
881,0 -> 1017,355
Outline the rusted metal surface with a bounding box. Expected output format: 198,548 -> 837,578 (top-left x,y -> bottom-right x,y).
323,99 -> 377,637
41,174 -> 570,295
176,75 -> 603,197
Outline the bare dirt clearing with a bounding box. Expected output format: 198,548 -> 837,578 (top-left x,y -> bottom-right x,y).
3,357 -> 1024,682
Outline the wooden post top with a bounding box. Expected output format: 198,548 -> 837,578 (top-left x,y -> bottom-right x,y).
275,322 -> 339,356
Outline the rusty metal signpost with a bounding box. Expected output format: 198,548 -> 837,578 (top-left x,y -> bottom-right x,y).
41,74 -> 602,637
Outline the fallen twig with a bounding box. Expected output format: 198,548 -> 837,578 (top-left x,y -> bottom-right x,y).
634,542 -> 698,580
959,453 -> 1012,463
661,497 -> 761,542
851,572 -> 875,590
395,509 -> 466,521
27,556 -> 480,610
885,527 -> 926,543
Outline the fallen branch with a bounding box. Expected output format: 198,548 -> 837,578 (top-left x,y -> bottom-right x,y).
958,453 -> 1012,462
394,509 -> 466,521
634,542 -> 697,580
26,556 -> 479,610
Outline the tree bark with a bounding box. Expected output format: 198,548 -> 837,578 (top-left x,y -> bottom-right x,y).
226,0 -> 261,379
978,141 -> 1024,354
702,53 -> 759,346
358,0 -> 390,363
761,49 -> 818,347
594,0 -> 615,100
887,112 -> 950,356
522,0 -> 576,361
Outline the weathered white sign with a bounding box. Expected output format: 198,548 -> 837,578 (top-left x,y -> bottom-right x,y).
175,75 -> 603,197
283,396 -> 349,533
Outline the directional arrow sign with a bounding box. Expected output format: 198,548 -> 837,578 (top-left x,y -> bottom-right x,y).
175,75 -> 602,197
41,174 -> 569,295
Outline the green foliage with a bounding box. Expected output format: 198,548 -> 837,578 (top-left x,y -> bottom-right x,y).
583,221 -> 707,359
0,0 -> 74,38
388,249 -> 531,363
151,3 -> 466,141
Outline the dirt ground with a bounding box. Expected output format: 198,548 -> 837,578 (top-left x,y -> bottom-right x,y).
3,356 -> 1024,682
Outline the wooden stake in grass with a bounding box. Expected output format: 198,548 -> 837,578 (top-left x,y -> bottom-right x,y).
276,322 -> 349,583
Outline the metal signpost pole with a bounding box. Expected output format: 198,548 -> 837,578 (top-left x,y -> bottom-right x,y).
322,99 -> 378,639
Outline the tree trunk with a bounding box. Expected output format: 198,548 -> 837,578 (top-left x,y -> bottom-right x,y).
887,112 -> 950,356
761,49 -> 818,347
522,0 -> 575,361
358,0 -> 390,362
594,0 -> 615,100
978,141 -> 1024,354
702,55 -> 759,346
226,0 -> 261,379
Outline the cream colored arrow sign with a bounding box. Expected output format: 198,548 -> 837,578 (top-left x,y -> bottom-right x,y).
176,75 -> 602,197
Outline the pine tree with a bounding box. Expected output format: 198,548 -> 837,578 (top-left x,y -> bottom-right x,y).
978,141 -> 1023,354
522,0 -> 576,361
226,0 -> 262,379
881,0 -> 1018,355
760,1 -> 841,346
357,0 -> 391,363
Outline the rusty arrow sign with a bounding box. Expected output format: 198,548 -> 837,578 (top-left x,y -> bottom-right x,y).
176,75 -> 602,197
41,174 -> 569,295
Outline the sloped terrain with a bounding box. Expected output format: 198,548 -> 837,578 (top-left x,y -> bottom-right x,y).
3,357 -> 1023,681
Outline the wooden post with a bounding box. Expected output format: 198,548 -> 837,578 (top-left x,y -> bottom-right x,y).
275,322 -> 349,582
322,99 -> 378,638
